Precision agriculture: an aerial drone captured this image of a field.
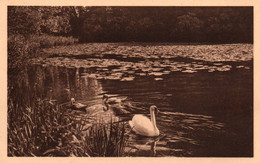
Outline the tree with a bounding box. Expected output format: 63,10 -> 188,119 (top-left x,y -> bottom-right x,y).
8,6 -> 42,36
175,12 -> 204,42
40,7 -> 72,35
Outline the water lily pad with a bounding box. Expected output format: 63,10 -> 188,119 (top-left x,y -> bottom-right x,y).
162,70 -> 171,74
213,63 -> 223,66
182,70 -> 197,73
152,68 -> 163,72
154,78 -> 163,81
136,73 -> 146,76
236,65 -> 244,68
170,68 -> 182,72
120,76 -> 135,81
127,71 -> 135,74
148,72 -> 163,76
105,76 -> 121,80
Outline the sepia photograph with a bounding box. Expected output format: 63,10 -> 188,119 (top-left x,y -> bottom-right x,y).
6,4 -> 254,159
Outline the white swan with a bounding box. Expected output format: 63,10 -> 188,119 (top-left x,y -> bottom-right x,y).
70,98 -> 88,110
102,94 -> 128,112
129,105 -> 160,137
103,94 -> 127,105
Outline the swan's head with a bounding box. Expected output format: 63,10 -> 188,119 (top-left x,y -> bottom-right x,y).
71,98 -> 75,104
150,105 -> 159,114
103,94 -> 109,100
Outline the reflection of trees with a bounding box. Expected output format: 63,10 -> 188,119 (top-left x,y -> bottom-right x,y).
11,65 -> 104,105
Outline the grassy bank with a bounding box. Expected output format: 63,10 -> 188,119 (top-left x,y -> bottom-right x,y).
8,34 -> 78,70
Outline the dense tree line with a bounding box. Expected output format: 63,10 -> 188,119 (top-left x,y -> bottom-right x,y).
8,6 -> 253,43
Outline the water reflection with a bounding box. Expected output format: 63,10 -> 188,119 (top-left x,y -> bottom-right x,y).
9,55 -> 253,156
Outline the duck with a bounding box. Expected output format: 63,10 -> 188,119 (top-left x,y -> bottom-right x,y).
129,105 -> 160,137
70,98 -> 88,111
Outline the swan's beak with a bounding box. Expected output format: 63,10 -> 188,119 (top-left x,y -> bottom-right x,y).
103,105 -> 109,111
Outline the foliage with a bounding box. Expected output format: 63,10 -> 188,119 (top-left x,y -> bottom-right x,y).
8,96 -> 129,157
8,7 -> 42,36
84,121 -> 128,156
8,6 -> 253,43
8,6 -> 79,71
8,35 -> 40,70
30,35 -> 78,48
8,98 -> 70,156
8,34 -> 78,71
76,7 -> 253,43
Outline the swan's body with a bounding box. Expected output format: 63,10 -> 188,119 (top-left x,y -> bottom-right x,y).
70,98 -> 88,111
103,94 -> 129,115
108,103 -> 131,115
103,94 -> 127,105
129,105 -> 159,137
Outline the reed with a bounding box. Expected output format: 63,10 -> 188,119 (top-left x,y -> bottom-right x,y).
8,97 -> 129,157
83,120 -> 128,157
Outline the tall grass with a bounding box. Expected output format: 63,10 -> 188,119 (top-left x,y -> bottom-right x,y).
84,120 -> 128,157
30,34 -> 78,48
8,97 -> 129,157
8,99 -> 70,156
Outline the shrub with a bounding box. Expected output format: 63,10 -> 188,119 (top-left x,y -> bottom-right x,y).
8,34 -> 78,70
8,35 -> 40,69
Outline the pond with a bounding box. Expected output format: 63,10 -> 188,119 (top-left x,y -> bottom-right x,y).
8,43 -> 253,157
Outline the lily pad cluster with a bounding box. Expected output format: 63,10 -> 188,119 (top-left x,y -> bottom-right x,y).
32,43 -> 253,82
42,43 -> 253,62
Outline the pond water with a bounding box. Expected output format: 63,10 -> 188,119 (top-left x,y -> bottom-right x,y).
8,43 -> 253,157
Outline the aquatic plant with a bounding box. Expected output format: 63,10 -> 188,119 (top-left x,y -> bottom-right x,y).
82,120 -> 129,157
8,97 -> 129,157
8,98 -> 72,156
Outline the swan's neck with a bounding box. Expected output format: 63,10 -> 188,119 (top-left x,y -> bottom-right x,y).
103,98 -> 109,110
150,109 -> 157,129
105,103 -> 109,110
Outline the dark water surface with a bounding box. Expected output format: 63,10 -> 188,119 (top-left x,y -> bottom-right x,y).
8,44 -> 253,157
